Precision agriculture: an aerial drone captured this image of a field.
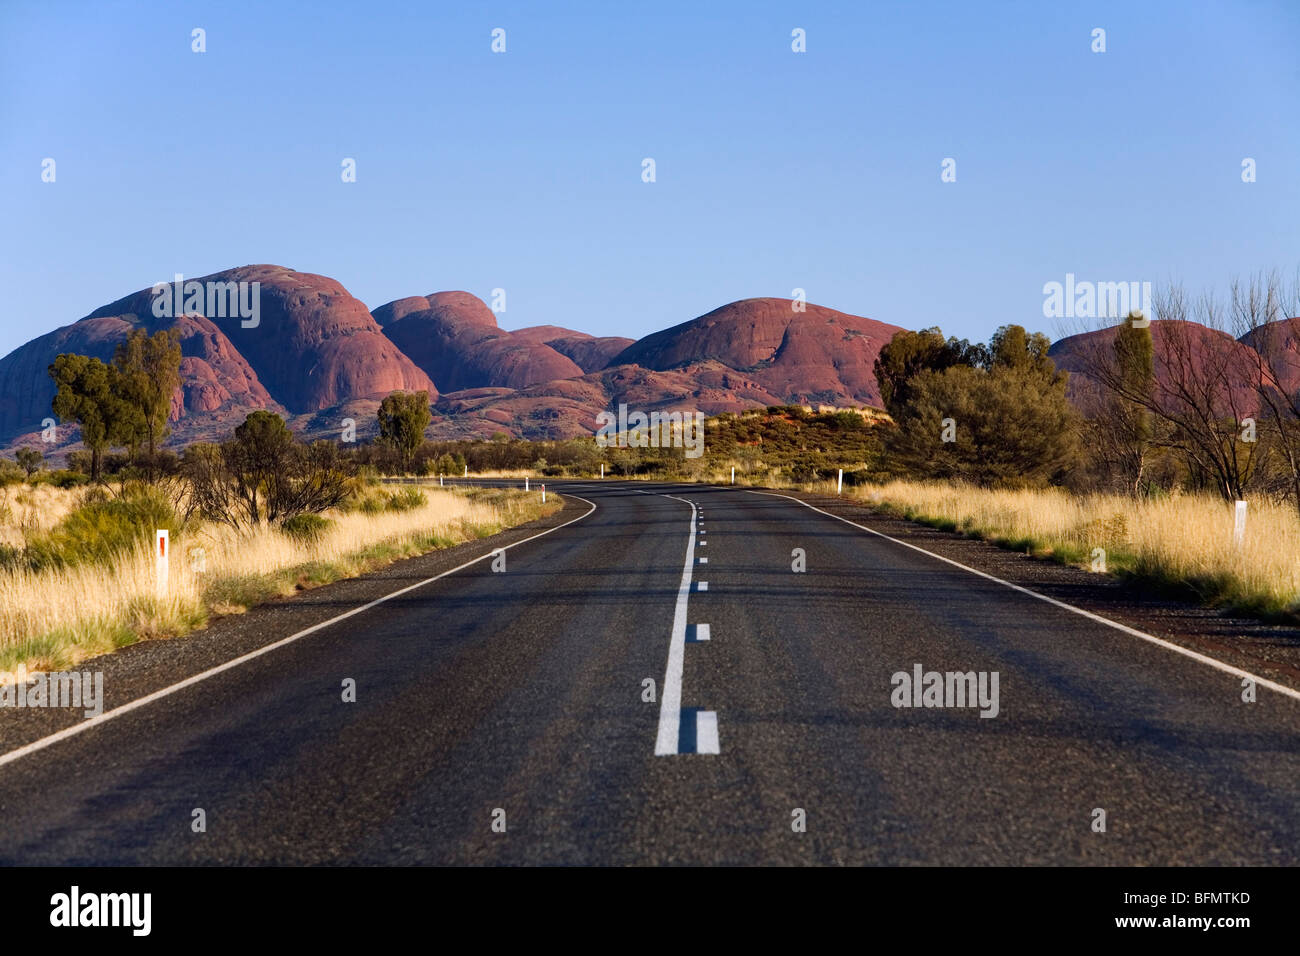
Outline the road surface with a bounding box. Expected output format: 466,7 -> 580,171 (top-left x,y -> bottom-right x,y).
0,480 -> 1297,865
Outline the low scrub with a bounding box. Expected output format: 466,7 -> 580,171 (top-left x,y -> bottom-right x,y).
10,486 -> 181,573
279,513 -> 333,543
0,486 -> 559,675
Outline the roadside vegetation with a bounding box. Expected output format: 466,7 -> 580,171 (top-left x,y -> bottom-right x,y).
0,479 -> 556,675
0,343 -> 558,677
798,479 -> 1300,621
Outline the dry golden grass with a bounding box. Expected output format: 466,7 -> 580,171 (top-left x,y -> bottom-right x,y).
0,485 -> 558,677
799,478 -> 1300,619
464,469 -> 536,479
0,483 -> 81,546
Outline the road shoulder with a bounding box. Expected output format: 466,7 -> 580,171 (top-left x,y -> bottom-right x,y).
760,488 -> 1300,695
0,496 -> 591,756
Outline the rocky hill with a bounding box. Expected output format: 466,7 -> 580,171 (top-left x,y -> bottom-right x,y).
10,263 -> 1291,453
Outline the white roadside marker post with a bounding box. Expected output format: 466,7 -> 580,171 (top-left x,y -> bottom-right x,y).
600,463 -> 604,478
156,529 -> 169,598
542,484 -> 546,503
464,464 -> 468,477
439,475 -> 443,487
731,466 -> 735,485
525,477 -> 529,491
1234,500 -> 1247,546
837,469 -> 843,495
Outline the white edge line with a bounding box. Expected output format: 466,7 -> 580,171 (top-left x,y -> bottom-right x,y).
748,489 -> 1300,704
0,494 -> 600,769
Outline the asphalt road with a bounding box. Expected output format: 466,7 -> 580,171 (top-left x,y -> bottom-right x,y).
1,480 -> 1298,865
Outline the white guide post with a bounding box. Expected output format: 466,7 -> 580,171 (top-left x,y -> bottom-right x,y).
155,529 -> 169,597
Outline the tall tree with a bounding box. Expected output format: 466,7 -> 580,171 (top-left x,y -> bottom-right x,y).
873,328 -> 986,416
48,354 -> 132,481
988,324 -> 1056,376
1086,318 -> 1159,495
882,325 -> 1079,487
113,328 -> 182,477
377,390 -> 431,473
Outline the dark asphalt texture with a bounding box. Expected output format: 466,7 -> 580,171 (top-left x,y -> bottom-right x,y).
0,480 -> 1297,865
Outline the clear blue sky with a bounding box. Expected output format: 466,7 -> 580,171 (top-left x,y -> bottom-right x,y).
2,0 -> 1297,359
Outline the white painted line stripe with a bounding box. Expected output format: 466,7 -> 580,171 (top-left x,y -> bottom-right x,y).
655,494 -> 698,755
694,623 -> 711,642
699,540 -> 706,546
749,490 -> 1300,704
697,581 -> 708,591
0,495 -> 601,770
696,711 -> 720,754
698,557 -> 708,564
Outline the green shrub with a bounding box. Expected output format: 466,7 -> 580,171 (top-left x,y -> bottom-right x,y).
23,486 -> 180,571
39,469 -> 90,488
385,488 -> 426,512
280,513 -> 333,543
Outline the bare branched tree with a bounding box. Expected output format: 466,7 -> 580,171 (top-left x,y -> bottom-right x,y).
1231,269 -> 1300,516
1078,284 -> 1264,502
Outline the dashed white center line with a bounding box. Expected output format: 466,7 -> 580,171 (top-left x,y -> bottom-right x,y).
695,711 -> 720,754
651,493 -> 719,756
655,495 -> 698,755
